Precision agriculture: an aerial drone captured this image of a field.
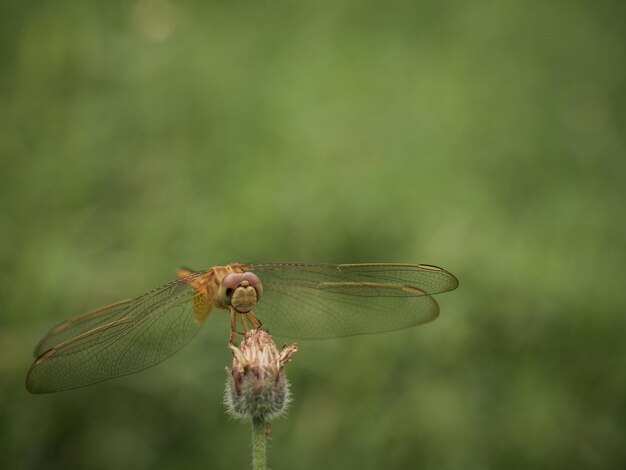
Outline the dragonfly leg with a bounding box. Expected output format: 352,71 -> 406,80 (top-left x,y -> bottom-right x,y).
239,314 -> 249,332
229,307 -> 264,343
246,311 -> 262,330
229,308 -> 252,344
229,309 -> 242,344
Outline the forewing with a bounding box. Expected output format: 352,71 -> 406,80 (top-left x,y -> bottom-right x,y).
245,263 -> 458,338
27,272 -> 212,393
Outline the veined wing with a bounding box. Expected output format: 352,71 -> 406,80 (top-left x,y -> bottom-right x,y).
27,271 -> 213,394
245,263 -> 458,339
34,298 -> 134,357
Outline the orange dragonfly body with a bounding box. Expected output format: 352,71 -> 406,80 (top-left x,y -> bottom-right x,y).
27,262 -> 458,394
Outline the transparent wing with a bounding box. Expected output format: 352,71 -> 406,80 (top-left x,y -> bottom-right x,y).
245,263 -> 458,339
26,271 -> 213,394
33,298 -> 134,357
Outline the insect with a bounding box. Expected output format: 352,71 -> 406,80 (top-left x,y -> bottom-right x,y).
26,262 -> 458,393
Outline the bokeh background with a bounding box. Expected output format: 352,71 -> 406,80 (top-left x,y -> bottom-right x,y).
1,1 -> 624,469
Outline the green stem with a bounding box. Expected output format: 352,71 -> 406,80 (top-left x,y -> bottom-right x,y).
251,417 -> 267,470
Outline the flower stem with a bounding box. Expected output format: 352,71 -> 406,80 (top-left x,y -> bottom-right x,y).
251,417 -> 267,470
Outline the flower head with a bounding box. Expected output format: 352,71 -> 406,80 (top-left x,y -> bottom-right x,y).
225,329 -> 298,421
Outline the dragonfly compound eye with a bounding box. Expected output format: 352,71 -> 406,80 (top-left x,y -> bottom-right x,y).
218,272 -> 263,312
241,272 -> 263,300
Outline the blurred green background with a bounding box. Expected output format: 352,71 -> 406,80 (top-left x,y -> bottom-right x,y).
1,0 -> 625,469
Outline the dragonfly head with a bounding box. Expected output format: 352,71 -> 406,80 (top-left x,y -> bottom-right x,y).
218,272 -> 263,313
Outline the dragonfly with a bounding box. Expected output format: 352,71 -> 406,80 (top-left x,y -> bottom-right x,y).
26,262 -> 458,394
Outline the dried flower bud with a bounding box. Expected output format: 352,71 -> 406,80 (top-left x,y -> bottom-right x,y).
225,329 -> 298,421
